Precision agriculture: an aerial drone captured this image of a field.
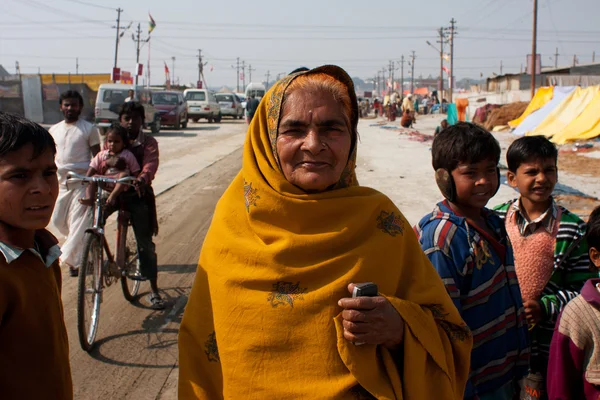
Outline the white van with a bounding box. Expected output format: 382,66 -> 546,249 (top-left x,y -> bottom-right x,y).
245,83 -> 266,100
95,84 -> 160,133
183,89 -> 221,123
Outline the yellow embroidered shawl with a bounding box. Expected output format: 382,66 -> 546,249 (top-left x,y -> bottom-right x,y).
178,66 -> 472,399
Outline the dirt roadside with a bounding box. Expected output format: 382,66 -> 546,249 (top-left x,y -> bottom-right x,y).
64,148 -> 242,400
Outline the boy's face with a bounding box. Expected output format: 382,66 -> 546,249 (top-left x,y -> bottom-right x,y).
120,112 -> 143,141
0,144 -> 58,232
451,159 -> 498,210
507,157 -> 557,204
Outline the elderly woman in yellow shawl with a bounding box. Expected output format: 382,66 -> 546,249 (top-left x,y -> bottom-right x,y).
178,65 -> 472,399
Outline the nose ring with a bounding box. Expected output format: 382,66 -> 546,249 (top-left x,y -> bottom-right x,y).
321,142 -> 327,148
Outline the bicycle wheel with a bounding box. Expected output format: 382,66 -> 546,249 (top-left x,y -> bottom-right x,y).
77,232 -> 103,352
120,220 -> 141,302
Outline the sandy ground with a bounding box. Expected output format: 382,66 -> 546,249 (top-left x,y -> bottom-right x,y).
61,112 -> 599,399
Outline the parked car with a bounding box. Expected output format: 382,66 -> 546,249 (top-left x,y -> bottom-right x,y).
215,93 -> 244,119
183,89 -> 221,123
95,84 -> 161,134
235,92 -> 247,110
152,91 -> 188,129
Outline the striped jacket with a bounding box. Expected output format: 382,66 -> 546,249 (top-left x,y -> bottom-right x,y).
494,199 -> 596,370
415,201 -> 529,399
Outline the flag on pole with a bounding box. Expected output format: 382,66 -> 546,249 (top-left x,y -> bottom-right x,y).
442,66 -> 450,74
148,13 -> 156,34
164,62 -> 170,75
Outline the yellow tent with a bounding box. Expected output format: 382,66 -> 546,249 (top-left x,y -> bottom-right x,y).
527,86 -> 599,137
509,86 -> 554,128
551,89 -> 600,144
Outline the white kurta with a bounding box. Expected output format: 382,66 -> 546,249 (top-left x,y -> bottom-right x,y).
49,119 -> 101,268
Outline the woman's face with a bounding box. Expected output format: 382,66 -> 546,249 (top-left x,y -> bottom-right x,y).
277,88 -> 352,192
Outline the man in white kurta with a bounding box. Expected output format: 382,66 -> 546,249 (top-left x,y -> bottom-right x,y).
50,90 -> 101,276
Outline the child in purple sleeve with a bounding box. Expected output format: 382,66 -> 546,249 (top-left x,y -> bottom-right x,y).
547,205 -> 600,399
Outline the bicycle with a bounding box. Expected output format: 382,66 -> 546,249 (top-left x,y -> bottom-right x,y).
67,172 -> 143,352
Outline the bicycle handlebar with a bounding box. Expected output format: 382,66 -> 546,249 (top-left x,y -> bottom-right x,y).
66,171 -> 138,186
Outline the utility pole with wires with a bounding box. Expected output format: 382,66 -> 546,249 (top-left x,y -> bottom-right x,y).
554,47 -> 559,68
437,27 -> 445,96
171,56 -> 176,85
500,60 -> 503,75
133,23 -> 141,85
232,58 -> 240,92
573,54 -> 578,67
112,8 -> 123,82
76,58 -> 79,75
388,60 -> 395,92
531,0 -> 538,99
248,64 -> 256,83
446,18 -> 457,102
399,55 -> 405,96
410,51 -> 416,94
265,70 -> 270,89
241,60 -> 246,90
197,49 -> 207,88
381,67 -> 387,96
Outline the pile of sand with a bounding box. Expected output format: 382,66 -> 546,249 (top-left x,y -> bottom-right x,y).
484,102 -> 528,131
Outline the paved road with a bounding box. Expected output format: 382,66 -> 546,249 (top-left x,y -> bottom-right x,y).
62,120 -> 245,399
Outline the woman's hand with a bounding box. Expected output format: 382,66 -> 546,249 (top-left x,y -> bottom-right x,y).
338,283 -> 405,349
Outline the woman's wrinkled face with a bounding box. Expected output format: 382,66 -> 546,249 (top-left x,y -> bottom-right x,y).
277,88 -> 352,192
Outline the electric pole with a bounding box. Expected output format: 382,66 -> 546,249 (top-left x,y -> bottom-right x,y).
531,0 -> 538,99
241,60 -> 246,90
573,54 -> 578,67
232,58 -> 240,92
447,18 -> 457,102
76,58 -> 79,75
171,56 -> 176,85
197,49 -> 203,88
133,23 -> 141,85
381,67 -> 387,95
500,60 -> 503,75
265,70 -> 270,89
112,7 -> 123,83
399,55 -> 405,96
438,27 -> 445,96
554,47 -> 559,68
410,51 -> 416,94
248,64 -> 256,83
389,60 -> 395,91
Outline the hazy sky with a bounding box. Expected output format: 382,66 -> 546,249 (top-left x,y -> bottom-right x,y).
1,0 -> 599,88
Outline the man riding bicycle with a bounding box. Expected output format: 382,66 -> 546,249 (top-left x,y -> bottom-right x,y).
115,102 -> 164,310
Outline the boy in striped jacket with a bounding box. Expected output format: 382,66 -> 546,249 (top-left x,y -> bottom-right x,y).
416,123 -> 529,400
494,136 -> 595,383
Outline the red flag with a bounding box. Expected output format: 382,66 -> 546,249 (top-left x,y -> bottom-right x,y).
164,62 -> 170,74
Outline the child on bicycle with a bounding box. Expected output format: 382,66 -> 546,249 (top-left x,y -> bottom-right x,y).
0,112 -> 72,398
79,124 -> 140,207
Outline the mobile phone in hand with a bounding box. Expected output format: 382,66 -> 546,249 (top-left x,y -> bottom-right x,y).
352,282 -> 378,298
351,282 -> 378,346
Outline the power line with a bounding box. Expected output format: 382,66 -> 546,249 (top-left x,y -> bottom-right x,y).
60,0 -> 116,10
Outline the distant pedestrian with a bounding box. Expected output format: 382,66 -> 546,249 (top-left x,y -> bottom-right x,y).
125,89 -> 135,103
246,94 -> 260,124
50,90 -> 100,277
0,112 -> 73,399
434,119 -> 449,136
400,109 -> 414,128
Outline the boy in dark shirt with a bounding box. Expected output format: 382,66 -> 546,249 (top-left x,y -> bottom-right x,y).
0,112 -> 72,399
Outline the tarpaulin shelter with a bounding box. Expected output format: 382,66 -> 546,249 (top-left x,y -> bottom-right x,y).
512,86 -> 576,137
508,86 -> 554,128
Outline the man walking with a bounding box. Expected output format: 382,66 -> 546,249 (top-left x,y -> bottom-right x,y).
50,90 -> 100,276
245,94 -> 259,124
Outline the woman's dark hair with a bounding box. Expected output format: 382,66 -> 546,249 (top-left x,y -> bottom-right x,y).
586,206 -> 600,252
506,135 -> 558,173
59,90 -> 84,106
0,111 -> 56,158
289,67 -> 310,75
105,123 -> 129,144
432,122 -> 500,171
119,101 -> 145,123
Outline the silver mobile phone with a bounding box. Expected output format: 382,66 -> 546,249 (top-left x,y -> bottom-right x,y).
351,282 -> 378,345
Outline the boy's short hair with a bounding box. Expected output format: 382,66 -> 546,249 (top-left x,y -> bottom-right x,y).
506,135 -> 558,173
59,90 -> 84,106
0,112 -> 56,158
586,206 -> 600,251
119,102 -> 145,123
432,122 -> 501,171
106,123 -> 129,143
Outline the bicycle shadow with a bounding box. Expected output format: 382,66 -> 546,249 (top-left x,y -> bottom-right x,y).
86,287 -> 190,367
